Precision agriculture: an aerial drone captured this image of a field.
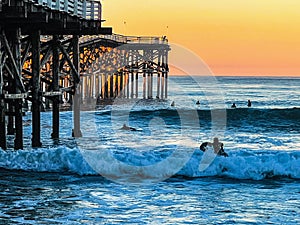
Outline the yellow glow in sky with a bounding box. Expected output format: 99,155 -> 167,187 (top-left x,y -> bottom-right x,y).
102,0 -> 300,76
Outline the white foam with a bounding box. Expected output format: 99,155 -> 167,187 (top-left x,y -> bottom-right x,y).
0,147 -> 96,175
180,150 -> 300,180
0,147 -> 299,180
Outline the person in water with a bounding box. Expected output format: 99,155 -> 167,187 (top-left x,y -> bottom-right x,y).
247,100 -> 252,107
200,137 -> 228,157
231,103 -> 237,109
196,100 -> 200,105
121,124 -> 137,131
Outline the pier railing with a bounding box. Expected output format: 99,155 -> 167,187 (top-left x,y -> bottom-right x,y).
1,0 -> 102,21
80,33 -> 169,45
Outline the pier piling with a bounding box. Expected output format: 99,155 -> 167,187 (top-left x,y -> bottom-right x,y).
72,35 -> 82,137
31,30 -> 42,147
51,35 -> 60,140
0,39 -> 6,150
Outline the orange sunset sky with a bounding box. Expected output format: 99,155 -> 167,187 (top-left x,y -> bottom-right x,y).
102,0 -> 300,76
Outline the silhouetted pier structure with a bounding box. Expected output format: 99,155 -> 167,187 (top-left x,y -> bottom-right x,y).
79,34 -> 170,104
0,0 -> 170,150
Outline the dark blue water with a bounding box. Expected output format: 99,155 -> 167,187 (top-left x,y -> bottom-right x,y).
0,76 -> 299,224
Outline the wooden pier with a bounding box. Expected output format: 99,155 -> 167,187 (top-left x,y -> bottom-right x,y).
0,0 -> 170,150
79,34 -> 170,103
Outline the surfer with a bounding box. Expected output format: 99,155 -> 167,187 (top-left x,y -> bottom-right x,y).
200,137 -> 228,157
196,100 -> 200,105
121,124 -> 137,131
247,100 -> 252,107
231,103 -> 237,109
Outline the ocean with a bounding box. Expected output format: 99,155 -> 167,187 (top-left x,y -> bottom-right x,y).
0,76 -> 299,224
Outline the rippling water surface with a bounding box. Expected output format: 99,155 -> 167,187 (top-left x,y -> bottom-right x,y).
0,170 -> 299,224
0,76 -> 299,224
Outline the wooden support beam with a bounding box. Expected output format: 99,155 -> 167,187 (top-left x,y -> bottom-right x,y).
161,62 -> 165,100
14,99 -> 23,150
156,52 -> 161,99
7,97 -> 14,135
1,30 -> 25,93
143,63 -> 146,99
104,74 -> 108,99
121,73 -> 125,98
85,76 -> 90,101
110,74 -> 114,98
72,35 -> 82,138
0,40 -> 7,150
40,46 -> 52,67
13,28 -> 23,150
59,43 -> 72,71
150,71 -> 153,99
56,41 -> 80,84
91,73 -> 95,98
135,72 -> 138,98
131,72 -> 134,99
120,73 -> 124,98
117,74 -> 121,98
22,68 -> 32,77
115,74 -> 119,97
150,51 -> 154,99
81,76 -> 85,99
98,74 -> 102,98
31,30 -> 42,147
124,51 -> 129,98
100,74 -> 104,99
51,35 -> 60,139
165,51 -> 169,99
126,73 -> 129,99
4,64 -> 14,79
0,98 -> 6,150
21,40 -> 31,67
147,69 -> 150,99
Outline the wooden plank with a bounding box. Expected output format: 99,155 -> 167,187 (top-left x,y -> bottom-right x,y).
4,93 -> 28,99
43,91 -> 62,96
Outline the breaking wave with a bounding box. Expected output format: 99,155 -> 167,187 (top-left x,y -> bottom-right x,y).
0,147 -> 299,181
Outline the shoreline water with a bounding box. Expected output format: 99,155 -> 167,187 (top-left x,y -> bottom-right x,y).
0,76 -> 299,224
